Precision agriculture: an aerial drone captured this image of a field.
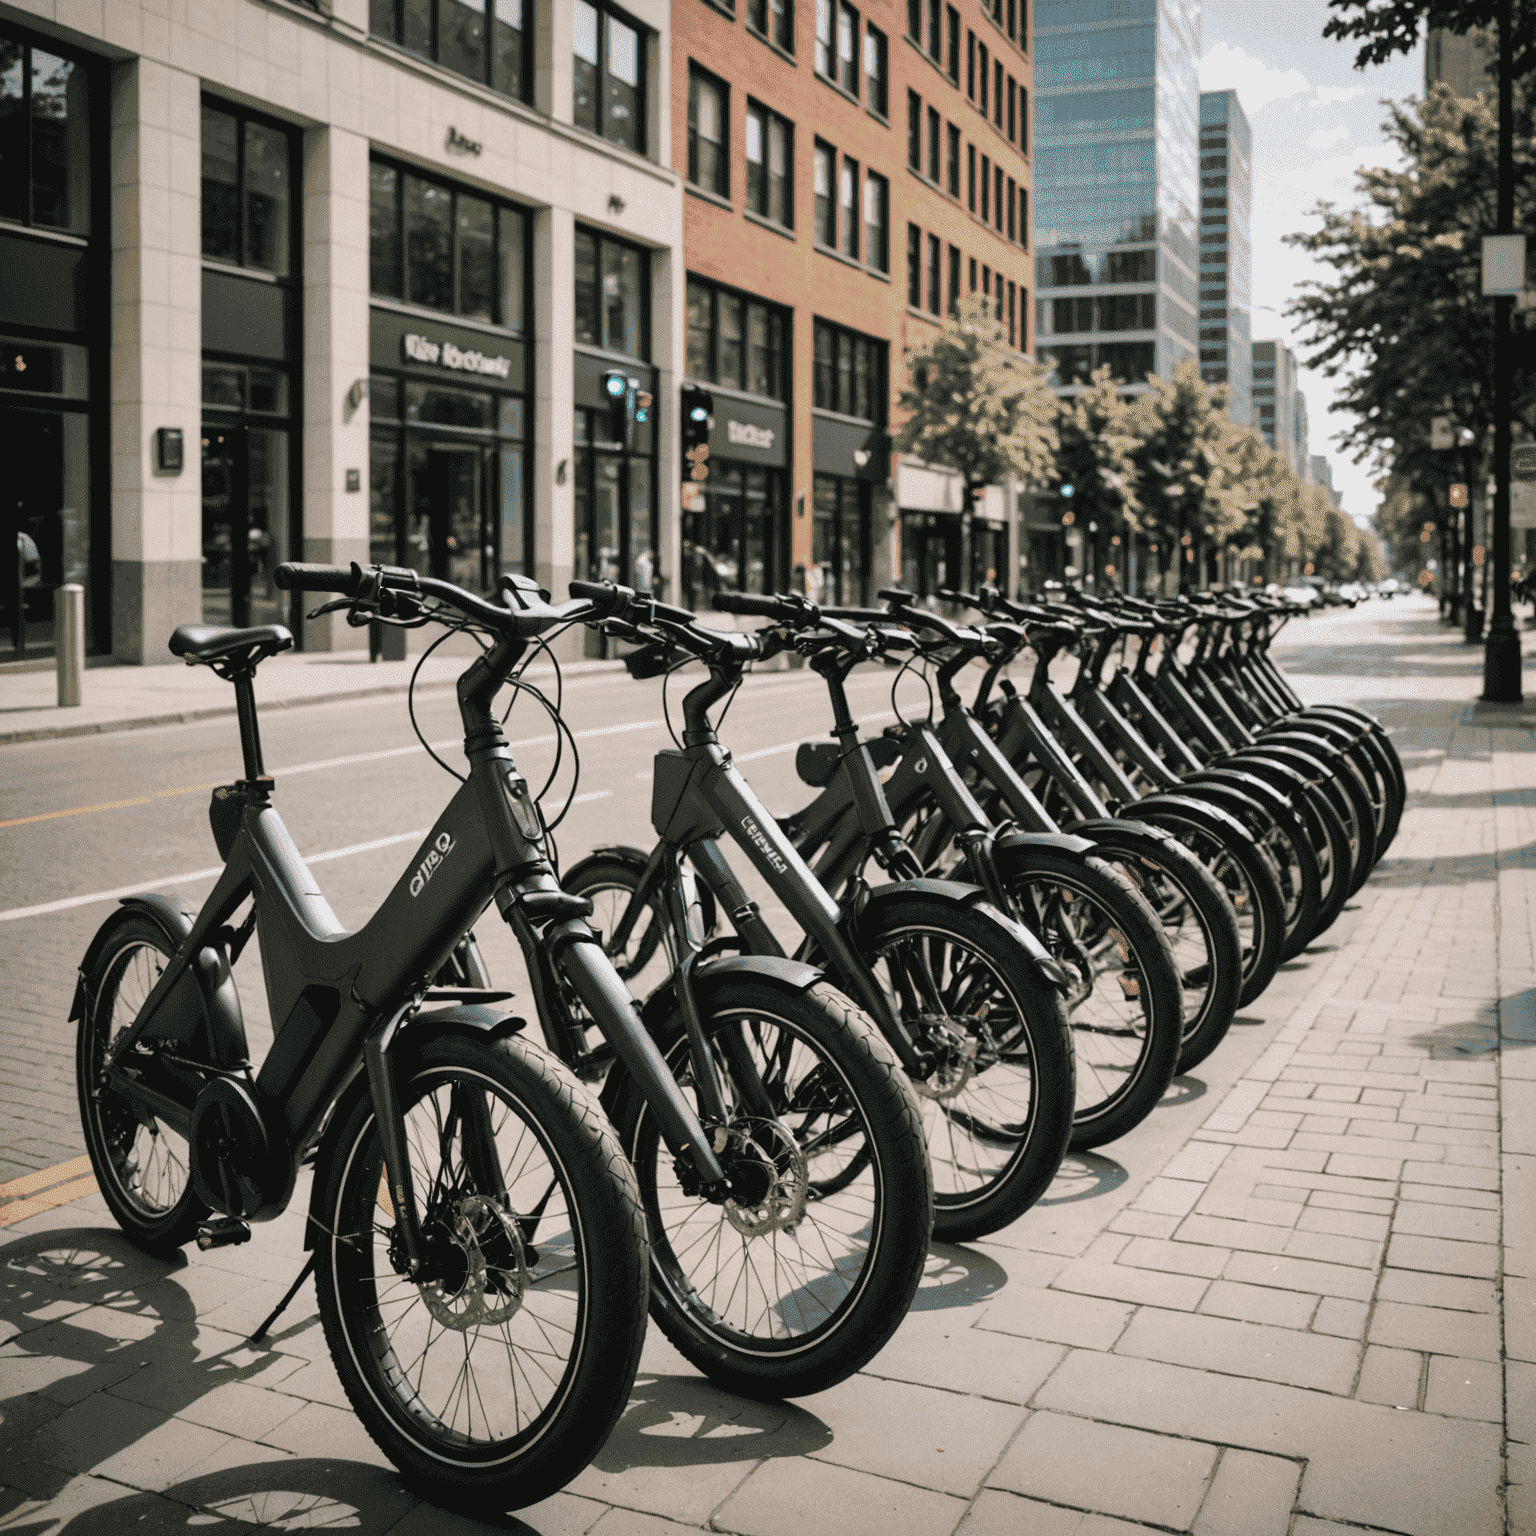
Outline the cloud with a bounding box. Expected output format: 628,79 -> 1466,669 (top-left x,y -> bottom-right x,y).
1199,43 -> 1311,114
1313,86 -> 1369,105
1306,126 -> 1350,150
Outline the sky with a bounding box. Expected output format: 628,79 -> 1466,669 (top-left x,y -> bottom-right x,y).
1197,1 -> 1424,527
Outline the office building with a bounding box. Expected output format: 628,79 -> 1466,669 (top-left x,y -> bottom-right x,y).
676,0 -> 1034,609
1031,0 -> 1201,395
1311,455 -> 1342,512
1196,88 -> 1251,427
1425,28 -> 1494,97
1252,338 -> 1309,477
1,0 -> 682,665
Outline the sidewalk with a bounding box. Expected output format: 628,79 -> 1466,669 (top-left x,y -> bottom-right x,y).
0,633 -> 628,746
0,596 -> 1531,1536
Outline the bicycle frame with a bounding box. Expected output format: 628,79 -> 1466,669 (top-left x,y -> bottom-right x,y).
95,627 -> 727,1269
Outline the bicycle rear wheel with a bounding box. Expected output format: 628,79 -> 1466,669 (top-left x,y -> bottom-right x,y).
312,1032 -> 649,1511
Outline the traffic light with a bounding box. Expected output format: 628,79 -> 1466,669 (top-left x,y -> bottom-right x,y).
1060,483 -> 1075,499
601,369 -> 631,449
680,385 -> 714,493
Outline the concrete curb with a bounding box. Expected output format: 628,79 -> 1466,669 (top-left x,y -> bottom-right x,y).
0,658 -> 630,746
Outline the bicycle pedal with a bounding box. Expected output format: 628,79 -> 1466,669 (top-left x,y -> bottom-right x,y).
196,1216 -> 252,1251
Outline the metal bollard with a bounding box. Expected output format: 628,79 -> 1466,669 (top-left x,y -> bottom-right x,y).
55,583 -> 84,707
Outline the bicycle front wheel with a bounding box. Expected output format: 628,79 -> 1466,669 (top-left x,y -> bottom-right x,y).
312,1032 -> 649,1511
611,978 -> 932,1400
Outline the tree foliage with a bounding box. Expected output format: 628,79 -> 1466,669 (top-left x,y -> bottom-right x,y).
1322,0 -> 1534,79
895,295 -> 1059,498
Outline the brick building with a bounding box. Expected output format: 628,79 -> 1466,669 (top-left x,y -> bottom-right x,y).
673,0 -> 1034,609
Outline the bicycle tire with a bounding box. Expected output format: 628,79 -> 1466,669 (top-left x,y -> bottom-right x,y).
609,978 -> 932,1398
312,1032 -> 649,1511
995,847 -> 1182,1149
76,913 -> 208,1253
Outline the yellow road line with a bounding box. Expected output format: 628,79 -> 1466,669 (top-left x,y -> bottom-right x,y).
0,1175 -> 99,1226
0,1155 -> 99,1227
0,1153 -> 93,1201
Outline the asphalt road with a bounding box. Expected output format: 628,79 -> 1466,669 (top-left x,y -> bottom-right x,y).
0,656 -> 904,1183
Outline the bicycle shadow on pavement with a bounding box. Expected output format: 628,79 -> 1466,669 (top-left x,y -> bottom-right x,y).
1404,987 -> 1536,1057
1034,1150 -> 1128,1206
909,1241 -> 1009,1310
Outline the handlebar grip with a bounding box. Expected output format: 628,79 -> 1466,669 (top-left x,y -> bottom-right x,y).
567,578 -> 639,621
711,592 -> 785,617
274,562 -> 361,596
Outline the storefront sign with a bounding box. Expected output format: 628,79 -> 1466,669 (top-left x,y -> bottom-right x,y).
402,332 -> 513,380
446,126 -> 482,156
727,419 -> 775,452
704,394 -> 787,467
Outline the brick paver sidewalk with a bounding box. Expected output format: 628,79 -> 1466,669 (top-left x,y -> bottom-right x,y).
1,596 -> 1530,1535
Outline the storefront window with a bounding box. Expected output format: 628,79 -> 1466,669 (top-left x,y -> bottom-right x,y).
0,39 -> 91,234
371,158 -> 529,332
372,0 -> 530,102
811,473 -> 868,606
573,0 -> 647,154
201,103 -> 292,277
574,227 -> 648,358
683,465 -> 780,610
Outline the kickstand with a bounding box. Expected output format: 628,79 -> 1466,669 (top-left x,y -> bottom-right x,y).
249,1253 -> 318,1345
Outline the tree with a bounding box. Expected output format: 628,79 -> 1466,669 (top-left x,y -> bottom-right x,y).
895,294 -> 1059,526
1224,429 -> 1299,584
1125,360 -> 1242,593
1052,365 -> 1141,589
1323,0 -> 1534,80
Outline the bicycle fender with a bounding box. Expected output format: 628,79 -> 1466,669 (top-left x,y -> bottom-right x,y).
1066,816 -> 1183,851
993,830 -> 1098,861
69,894 -> 195,1020
856,879 -> 1071,992
1118,793 -> 1255,845
587,844 -> 653,869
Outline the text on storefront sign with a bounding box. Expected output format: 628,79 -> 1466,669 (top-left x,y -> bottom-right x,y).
727,420 -> 776,451
402,332 -> 513,380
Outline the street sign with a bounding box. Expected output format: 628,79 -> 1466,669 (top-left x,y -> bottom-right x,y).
1431,417 -> 1454,451
1513,445 -> 1536,481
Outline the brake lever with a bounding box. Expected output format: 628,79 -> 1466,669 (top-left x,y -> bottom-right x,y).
306,598 -> 354,621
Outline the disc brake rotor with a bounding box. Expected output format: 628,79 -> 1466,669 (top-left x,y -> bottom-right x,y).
418,1194 -> 529,1331
910,1019 -> 978,1102
723,1118 -> 810,1237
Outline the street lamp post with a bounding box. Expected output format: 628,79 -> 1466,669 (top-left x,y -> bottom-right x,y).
1483,0 -> 1522,700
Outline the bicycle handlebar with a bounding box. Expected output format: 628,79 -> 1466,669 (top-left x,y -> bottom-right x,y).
275,561 -> 366,596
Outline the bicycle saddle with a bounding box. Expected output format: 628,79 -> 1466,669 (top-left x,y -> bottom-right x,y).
169,623 -> 294,666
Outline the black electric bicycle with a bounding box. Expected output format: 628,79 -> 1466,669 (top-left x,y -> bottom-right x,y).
72,563 -> 931,1510
561,593 -> 1077,1243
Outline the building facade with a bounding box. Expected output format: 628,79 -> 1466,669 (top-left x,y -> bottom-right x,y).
1196,87 -> 1250,427
673,0 -> 1035,610
1311,454 -> 1342,512
1425,27 -> 1494,97
1,0 -> 683,664
1252,337 -> 1308,477
1030,0 -> 1200,397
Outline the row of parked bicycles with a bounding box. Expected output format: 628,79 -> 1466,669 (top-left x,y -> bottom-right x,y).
72,561 -> 1401,1513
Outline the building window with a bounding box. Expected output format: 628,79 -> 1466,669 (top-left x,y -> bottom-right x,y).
926,0 -> 940,59
907,223 -> 921,307
0,36 -> 91,234
1019,185 -> 1027,245
966,29 -> 976,97
1007,76 -> 1016,142
685,462 -> 782,607
907,91 -> 922,171
814,0 -> 833,75
864,25 -> 887,114
978,43 -> 988,115
967,144 -> 976,211
573,0 -> 646,154
969,255 -> 977,291
1008,279 -> 1016,347
948,243 -> 960,314
946,123 -> 960,197
839,157 -> 859,259
1006,176 -> 1015,241
979,153 -> 990,222
686,276 -> 785,398
748,0 -> 794,50
993,60 -> 1003,126
202,103 -> 292,277
812,474 -> 870,605
994,164 -> 1004,231
838,3 -> 859,92
906,0 -> 920,40
946,5 -> 960,80
746,102 -> 793,227
371,0 -> 530,102
813,141 -> 835,246
926,105 -> 940,182
574,226 -> 647,357
813,318 -> 883,420
370,159 -> 528,330
687,67 -> 727,197
1018,86 -> 1028,153
864,172 -> 889,272
926,232 -> 940,314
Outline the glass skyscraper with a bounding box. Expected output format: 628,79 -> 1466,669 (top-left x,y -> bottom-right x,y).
1031,0 -> 1200,393
1197,89 -> 1252,426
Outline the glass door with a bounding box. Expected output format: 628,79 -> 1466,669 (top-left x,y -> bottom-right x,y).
201,423 -> 290,628
408,442 -> 491,588
2,407 -> 84,658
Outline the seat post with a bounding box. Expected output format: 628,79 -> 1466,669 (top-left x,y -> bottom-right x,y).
233,669 -> 267,783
